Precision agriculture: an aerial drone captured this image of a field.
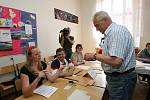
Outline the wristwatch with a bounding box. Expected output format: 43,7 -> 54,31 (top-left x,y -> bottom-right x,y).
92,53 -> 97,61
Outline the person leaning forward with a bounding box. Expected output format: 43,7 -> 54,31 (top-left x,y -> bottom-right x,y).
84,11 -> 137,100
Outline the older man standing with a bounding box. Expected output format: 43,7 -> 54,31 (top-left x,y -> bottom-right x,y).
84,11 -> 137,100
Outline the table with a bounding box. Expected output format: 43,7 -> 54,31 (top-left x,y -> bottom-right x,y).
15,61 -> 106,100
136,60 -> 150,75
15,78 -> 104,100
136,60 -> 150,100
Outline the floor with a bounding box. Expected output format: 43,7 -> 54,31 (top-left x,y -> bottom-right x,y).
1,80 -> 149,100
133,82 -> 148,100
102,81 -> 149,100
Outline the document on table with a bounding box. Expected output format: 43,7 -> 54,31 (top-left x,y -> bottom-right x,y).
33,85 -> 58,98
88,69 -> 97,79
145,66 -> 150,70
136,60 -> 145,67
77,65 -> 90,70
89,60 -> 101,64
67,89 -> 90,100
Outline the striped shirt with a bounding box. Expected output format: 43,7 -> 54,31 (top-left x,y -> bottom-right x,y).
101,22 -> 136,73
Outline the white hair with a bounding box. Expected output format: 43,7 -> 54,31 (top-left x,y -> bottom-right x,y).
93,11 -> 111,22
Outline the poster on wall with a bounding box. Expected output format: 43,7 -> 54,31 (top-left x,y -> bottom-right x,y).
54,8 -> 78,24
0,6 -> 37,56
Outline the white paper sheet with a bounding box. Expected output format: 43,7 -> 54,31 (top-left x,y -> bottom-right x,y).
88,69 -> 97,79
136,60 -> 145,67
28,42 -> 35,46
67,89 -> 90,100
33,85 -> 58,98
89,60 -> 101,64
25,24 -> 32,34
77,65 -> 90,70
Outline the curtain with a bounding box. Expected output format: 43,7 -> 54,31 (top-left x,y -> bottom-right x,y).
94,0 -> 143,47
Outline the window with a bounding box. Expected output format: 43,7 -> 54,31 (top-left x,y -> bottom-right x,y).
94,0 -> 143,47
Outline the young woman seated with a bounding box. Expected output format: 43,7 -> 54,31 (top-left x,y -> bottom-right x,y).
71,44 -> 85,66
51,48 -> 75,77
20,46 -> 63,97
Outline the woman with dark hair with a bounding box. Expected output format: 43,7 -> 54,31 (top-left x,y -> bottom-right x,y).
136,42 -> 150,63
59,27 -> 75,60
71,44 -> 85,66
20,46 -> 63,97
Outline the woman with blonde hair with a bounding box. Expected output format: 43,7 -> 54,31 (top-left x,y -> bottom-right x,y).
20,46 -> 63,97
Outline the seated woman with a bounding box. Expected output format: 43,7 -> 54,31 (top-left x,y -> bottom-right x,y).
136,42 -> 150,63
136,43 -> 150,82
71,44 -> 85,66
20,46 -> 63,97
51,48 -> 75,77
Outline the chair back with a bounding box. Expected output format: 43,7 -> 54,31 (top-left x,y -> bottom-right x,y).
16,62 -> 26,73
0,65 -> 15,75
0,65 -> 16,98
15,79 -> 22,92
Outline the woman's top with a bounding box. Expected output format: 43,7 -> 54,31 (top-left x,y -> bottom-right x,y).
20,61 -> 47,86
71,52 -> 84,65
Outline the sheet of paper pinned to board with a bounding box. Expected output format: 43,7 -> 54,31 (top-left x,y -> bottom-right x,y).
28,42 -> 35,46
25,24 -> 32,34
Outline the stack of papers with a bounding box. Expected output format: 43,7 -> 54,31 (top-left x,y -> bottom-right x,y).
136,60 -> 144,67
89,60 -> 101,64
33,85 -> 58,98
77,65 -> 90,70
136,60 -> 150,70
145,66 -> 150,70
88,69 -> 97,79
67,89 -> 90,100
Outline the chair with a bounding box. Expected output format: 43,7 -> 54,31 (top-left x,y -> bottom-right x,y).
0,64 -> 17,98
14,79 -> 22,96
16,62 -> 26,74
138,74 -> 149,84
15,62 -> 25,96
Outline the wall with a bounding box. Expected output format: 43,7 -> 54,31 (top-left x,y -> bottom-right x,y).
80,0 -> 97,53
0,0 -> 81,67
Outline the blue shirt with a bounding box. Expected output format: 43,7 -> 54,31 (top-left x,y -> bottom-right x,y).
101,22 -> 136,73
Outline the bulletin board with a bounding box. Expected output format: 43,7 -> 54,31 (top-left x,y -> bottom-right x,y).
0,6 -> 37,56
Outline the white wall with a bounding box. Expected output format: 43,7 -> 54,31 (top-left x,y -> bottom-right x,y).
0,0 -> 81,67
80,0 -> 97,53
